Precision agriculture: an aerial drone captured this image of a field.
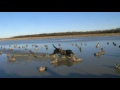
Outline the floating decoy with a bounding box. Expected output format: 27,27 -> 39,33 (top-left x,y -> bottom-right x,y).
96,43 -> 100,48
51,58 -> 58,64
115,64 -> 120,70
0,50 -> 2,54
39,66 -> 47,72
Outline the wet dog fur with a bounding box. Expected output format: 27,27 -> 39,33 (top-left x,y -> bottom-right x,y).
52,44 -> 74,56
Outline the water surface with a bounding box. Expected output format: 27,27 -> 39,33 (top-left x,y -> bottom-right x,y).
0,36 -> 120,78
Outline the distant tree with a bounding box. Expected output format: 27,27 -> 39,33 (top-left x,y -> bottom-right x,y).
11,27 -> 120,38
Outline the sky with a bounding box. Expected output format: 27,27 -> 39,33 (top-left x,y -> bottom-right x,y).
0,12 -> 120,38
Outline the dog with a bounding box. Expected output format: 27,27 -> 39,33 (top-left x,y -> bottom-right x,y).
52,44 -> 74,56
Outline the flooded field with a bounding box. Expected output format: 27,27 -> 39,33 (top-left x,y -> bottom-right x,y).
0,36 -> 120,78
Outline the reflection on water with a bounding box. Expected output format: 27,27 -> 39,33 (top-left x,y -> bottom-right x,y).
0,36 -> 120,78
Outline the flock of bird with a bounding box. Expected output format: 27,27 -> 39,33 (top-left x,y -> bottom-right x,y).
0,43 -> 82,72
0,41 -> 120,71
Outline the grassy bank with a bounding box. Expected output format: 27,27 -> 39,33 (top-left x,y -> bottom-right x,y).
1,33 -> 120,41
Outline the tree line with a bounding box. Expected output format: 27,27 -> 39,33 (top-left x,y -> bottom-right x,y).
12,28 -> 120,38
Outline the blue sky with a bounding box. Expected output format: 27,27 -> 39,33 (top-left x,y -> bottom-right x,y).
0,12 -> 120,38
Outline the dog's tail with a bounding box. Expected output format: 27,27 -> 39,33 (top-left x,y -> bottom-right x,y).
52,44 -> 57,49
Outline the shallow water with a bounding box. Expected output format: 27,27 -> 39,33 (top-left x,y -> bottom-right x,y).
0,36 -> 120,78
